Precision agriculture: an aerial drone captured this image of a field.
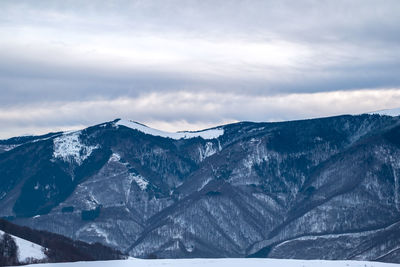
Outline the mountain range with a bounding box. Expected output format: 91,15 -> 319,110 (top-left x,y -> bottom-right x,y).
1,111 -> 400,262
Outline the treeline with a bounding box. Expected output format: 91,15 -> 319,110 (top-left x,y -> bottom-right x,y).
0,232 -> 19,266
0,218 -> 125,264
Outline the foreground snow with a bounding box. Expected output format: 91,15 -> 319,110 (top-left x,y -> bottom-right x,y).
25,258 -> 400,267
0,230 -> 46,262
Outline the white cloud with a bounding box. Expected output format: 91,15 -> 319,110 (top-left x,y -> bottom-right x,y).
0,25 -> 312,80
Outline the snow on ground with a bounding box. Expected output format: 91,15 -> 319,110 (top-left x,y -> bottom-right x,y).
116,119 -> 224,140
129,173 -> 149,190
0,144 -> 20,151
24,258 -> 400,267
53,131 -> 99,165
198,142 -> 218,161
108,153 -> 122,162
367,107 -> 400,117
0,230 -> 46,263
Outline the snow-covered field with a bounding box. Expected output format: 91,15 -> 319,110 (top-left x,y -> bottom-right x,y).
0,230 -> 46,262
25,258 -> 400,267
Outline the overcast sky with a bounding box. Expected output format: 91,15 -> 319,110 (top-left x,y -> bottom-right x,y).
1,0 -> 400,138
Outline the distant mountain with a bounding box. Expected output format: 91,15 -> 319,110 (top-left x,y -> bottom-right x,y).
368,107 -> 400,117
1,113 -> 400,262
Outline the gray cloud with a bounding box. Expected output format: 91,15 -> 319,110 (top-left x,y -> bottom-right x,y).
0,0 -> 399,137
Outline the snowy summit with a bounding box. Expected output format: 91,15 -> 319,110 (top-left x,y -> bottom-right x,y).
367,107 -> 400,117
115,119 -> 224,140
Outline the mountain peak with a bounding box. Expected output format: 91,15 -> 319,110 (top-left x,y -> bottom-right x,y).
115,119 -> 224,140
367,107 -> 400,117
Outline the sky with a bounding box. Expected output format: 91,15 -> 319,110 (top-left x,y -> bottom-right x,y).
1,0 -> 400,138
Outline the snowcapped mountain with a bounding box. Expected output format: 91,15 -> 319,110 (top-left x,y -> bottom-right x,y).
116,119 -> 224,140
1,114 -> 400,262
367,107 -> 400,117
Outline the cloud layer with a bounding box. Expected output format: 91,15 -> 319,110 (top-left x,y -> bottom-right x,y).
0,0 -> 399,138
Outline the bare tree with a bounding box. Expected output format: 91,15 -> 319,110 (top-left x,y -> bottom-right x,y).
0,233 -> 19,266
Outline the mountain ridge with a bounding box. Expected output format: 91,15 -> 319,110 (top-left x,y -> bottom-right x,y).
2,105 -> 399,143
1,113 -> 400,262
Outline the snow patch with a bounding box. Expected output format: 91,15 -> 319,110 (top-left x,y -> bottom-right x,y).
116,119 -> 224,140
130,173 -> 149,190
368,107 -> 400,117
198,177 -> 212,191
0,144 -> 19,151
185,244 -> 195,252
199,142 -> 217,161
108,153 -> 121,162
0,230 -> 46,263
53,131 -> 99,165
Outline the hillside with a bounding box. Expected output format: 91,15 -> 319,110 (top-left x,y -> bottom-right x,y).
1,114 -> 400,262
0,229 -> 46,264
0,219 -> 123,263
